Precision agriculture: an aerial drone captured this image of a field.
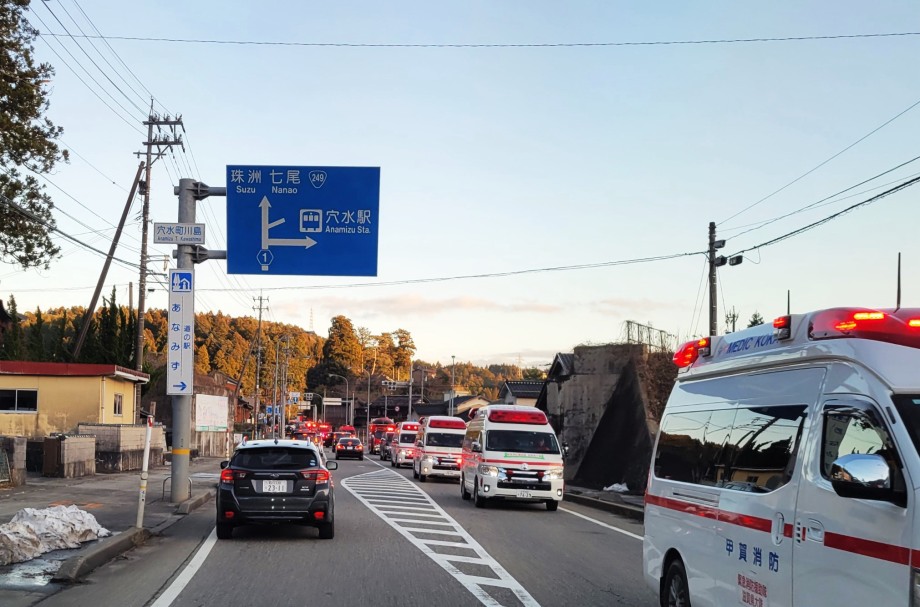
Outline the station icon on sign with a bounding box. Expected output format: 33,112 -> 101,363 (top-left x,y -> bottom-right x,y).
171,271 -> 192,292
300,209 -> 323,233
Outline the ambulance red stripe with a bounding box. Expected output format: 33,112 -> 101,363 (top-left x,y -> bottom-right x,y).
647,494 -> 914,565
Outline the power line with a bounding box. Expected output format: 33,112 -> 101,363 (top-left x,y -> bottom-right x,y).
728,175 -> 920,257
37,31 -> 920,48
60,139 -> 128,191
720,96 -> 920,226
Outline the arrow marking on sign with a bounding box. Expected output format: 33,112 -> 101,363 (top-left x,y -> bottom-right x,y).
173,382 -> 187,391
260,196 -> 317,250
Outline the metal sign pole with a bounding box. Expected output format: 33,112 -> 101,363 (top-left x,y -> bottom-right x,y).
135,413 -> 153,527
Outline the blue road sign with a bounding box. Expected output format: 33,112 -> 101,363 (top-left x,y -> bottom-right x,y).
226,166 -> 380,276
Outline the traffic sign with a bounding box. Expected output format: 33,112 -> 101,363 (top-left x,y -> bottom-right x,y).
166,268 -> 194,395
324,398 -> 343,407
226,165 -> 380,276
154,223 -> 205,244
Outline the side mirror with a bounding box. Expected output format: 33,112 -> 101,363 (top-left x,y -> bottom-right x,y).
562,442 -> 570,457
830,453 -> 903,506
471,441 -> 482,453
326,461 -> 338,470
219,460 -> 229,469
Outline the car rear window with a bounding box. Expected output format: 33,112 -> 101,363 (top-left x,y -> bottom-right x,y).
233,447 -> 318,469
339,438 -> 360,446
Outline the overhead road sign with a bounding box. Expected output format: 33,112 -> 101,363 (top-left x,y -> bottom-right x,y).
166,269 -> 194,395
226,165 -> 380,276
154,223 -> 206,244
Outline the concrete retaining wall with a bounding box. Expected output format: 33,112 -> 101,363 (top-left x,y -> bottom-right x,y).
192,430 -> 229,458
0,436 -> 27,486
77,423 -> 165,472
59,435 -> 96,478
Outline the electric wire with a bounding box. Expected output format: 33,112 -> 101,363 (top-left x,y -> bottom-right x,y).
688,255 -> 709,338
720,97 -> 920,227
38,31 -> 920,48
60,139 -> 129,191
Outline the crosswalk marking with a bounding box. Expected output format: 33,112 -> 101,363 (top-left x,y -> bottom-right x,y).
343,469 -> 539,607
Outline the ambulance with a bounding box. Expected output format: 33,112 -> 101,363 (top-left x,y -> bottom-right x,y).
644,307 -> 920,607
388,421 -> 420,468
460,405 -> 564,510
412,416 -> 467,482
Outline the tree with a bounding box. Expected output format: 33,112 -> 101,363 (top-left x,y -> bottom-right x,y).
0,294 -> 23,359
323,315 -> 361,373
393,328 -> 416,376
0,0 -> 69,269
27,306 -> 44,360
195,344 -> 211,375
747,312 -> 765,327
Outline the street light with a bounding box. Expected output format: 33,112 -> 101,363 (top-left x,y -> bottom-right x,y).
328,374 -> 349,427
365,368 -> 371,440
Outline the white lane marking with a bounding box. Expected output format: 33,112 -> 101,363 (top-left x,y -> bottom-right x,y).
560,506 -> 643,540
344,469 -> 540,607
150,528 -> 218,607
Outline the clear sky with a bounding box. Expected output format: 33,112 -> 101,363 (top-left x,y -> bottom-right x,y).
3,1 -> 919,368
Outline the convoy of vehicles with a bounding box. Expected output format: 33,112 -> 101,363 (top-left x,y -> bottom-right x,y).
217,438 -> 338,540
413,416 -> 467,482
460,405 -> 565,510
644,307 -> 920,607
389,421 -> 421,468
368,417 -> 396,454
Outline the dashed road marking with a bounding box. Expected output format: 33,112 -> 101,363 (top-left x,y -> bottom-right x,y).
343,469 -> 540,607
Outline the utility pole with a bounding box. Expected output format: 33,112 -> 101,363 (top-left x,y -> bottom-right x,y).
252,295 -> 267,438
134,104 -> 184,421
450,355 -> 456,416
272,339 -> 281,438
408,373 -> 413,421
707,221 -> 741,337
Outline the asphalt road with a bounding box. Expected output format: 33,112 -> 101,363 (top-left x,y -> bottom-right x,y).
36,456 -> 658,607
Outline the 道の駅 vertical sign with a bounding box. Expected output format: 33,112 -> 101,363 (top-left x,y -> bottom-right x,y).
167,268 -> 195,395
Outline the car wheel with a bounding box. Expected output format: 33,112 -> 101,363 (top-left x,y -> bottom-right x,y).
359,455 -> 364,460
318,520 -> 335,540
662,559 -> 691,607
546,499 -> 559,511
216,522 -> 233,540
390,457 -> 395,467
419,470 -> 427,482
473,477 -> 487,508
460,474 -> 471,500
413,464 -> 419,479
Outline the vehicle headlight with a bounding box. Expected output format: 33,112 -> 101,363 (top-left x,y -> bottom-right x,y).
543,467 -> 564,480
478,465 -> 499,477
422,455 -> 437,464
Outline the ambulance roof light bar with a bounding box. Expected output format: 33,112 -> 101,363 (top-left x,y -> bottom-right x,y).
673,337 -> 711,368
809,307 -> 920,349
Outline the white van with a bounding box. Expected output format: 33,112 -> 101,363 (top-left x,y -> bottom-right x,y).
412,416 -> 467,482
644,307 -> 920,607
460,405 -> 564,510
389,421 -> 420,468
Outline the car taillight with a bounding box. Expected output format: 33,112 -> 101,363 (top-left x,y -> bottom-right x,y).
301,470 -> 331,482
220,469 -> 235,483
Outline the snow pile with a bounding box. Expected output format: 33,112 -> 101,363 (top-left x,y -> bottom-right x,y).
603,483 -> 629,493
0,505 -> 110,566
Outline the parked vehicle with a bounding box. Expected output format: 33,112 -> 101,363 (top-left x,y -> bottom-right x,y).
216,438 -> 337,540
389,421 -> 420,468
644,307 -> 920,607
460,405 -> 564,510
413,416 -> 467,482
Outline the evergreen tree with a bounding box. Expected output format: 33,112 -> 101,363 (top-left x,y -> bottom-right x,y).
323,315 -> 361,373
747,312 -> 765,327
0,0 -> 69,269
27,306 -> 44,360
393,328 -> 416,376
0,294 -> 23,359
51,309 -> 68,361
195,344 -> 210,375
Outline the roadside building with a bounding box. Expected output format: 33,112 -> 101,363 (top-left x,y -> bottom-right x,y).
498,380 -> 543,406
0,361 -> 149,438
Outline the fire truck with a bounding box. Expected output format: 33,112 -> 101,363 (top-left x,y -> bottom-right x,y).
368,417 -> 396,454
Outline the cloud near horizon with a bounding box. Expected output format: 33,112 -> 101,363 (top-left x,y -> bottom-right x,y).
276,294 -> 564,319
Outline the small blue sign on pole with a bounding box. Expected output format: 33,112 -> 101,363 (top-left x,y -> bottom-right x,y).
226,166 -> 380,276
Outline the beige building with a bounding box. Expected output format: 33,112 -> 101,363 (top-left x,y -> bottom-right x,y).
0,362 -> 149,438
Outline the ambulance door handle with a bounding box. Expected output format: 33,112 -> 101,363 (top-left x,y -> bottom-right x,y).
806,519 -> 824,543
772,512 -> 785,545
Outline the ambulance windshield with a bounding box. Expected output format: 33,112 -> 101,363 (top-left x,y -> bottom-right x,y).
486,430 -> 560,454
426,433 -> 464,448
892,395 -> 920,457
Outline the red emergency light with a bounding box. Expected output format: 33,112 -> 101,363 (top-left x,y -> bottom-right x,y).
673,337 -> 711,368
487,409 -> 548,425
809,307 -> 920,349
429,418 -> 467,429
402,423 -> 420,431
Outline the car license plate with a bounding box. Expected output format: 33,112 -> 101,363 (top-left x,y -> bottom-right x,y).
262,480 -> 286,493
347,446 -> 353,450
516,490 -> 532,499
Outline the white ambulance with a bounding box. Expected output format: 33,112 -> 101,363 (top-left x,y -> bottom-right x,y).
388,421 -> 420,468
412,416 -> 467,482
644,307 -> 920,607
460,405 -> 564,510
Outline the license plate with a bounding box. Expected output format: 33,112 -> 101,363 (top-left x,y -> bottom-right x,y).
516,490 -> 532,499
347,446 -> 353,450
263,480 -> 286,493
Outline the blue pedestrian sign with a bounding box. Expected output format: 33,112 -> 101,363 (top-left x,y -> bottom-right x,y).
226,166 -> 380,276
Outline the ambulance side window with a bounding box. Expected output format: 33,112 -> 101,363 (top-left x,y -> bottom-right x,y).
721,405 -> 806,492
822,407 -> 898,479
656,410 -> 734,485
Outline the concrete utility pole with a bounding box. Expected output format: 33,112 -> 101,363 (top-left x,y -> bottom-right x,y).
135,105 -> 184,421
450,355 -> 456,416
408,374 -> 413,421
252,295 -> 267,438
170,178 -> 226,504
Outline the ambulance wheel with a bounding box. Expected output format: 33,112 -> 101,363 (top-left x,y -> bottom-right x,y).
419,471 -> 428,482
545,500 -> 559,511
460,474 -> 471,500
473,478 -> 488,508
662,559 -> 691,607
390,457 -> 395,467
413,465 -> 419,479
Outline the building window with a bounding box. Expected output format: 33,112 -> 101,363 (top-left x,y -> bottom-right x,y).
0,389 -> 38,412
114,393 -> 123,416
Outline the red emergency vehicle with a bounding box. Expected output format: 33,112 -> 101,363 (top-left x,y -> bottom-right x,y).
368,417 -> 396,454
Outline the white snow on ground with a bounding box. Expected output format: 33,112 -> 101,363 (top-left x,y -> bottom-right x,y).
603,483 -> 629,492
0,505 -> 110,566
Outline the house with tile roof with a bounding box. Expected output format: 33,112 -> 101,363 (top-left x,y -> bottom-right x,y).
498,380 -> 544,406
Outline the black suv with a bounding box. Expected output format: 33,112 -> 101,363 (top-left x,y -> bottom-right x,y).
217,439 -> 337,540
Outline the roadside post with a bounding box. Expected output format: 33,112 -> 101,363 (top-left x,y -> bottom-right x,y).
136,409 -> 154,528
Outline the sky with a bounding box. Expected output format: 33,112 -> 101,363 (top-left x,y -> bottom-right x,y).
3,1 -> 920,369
